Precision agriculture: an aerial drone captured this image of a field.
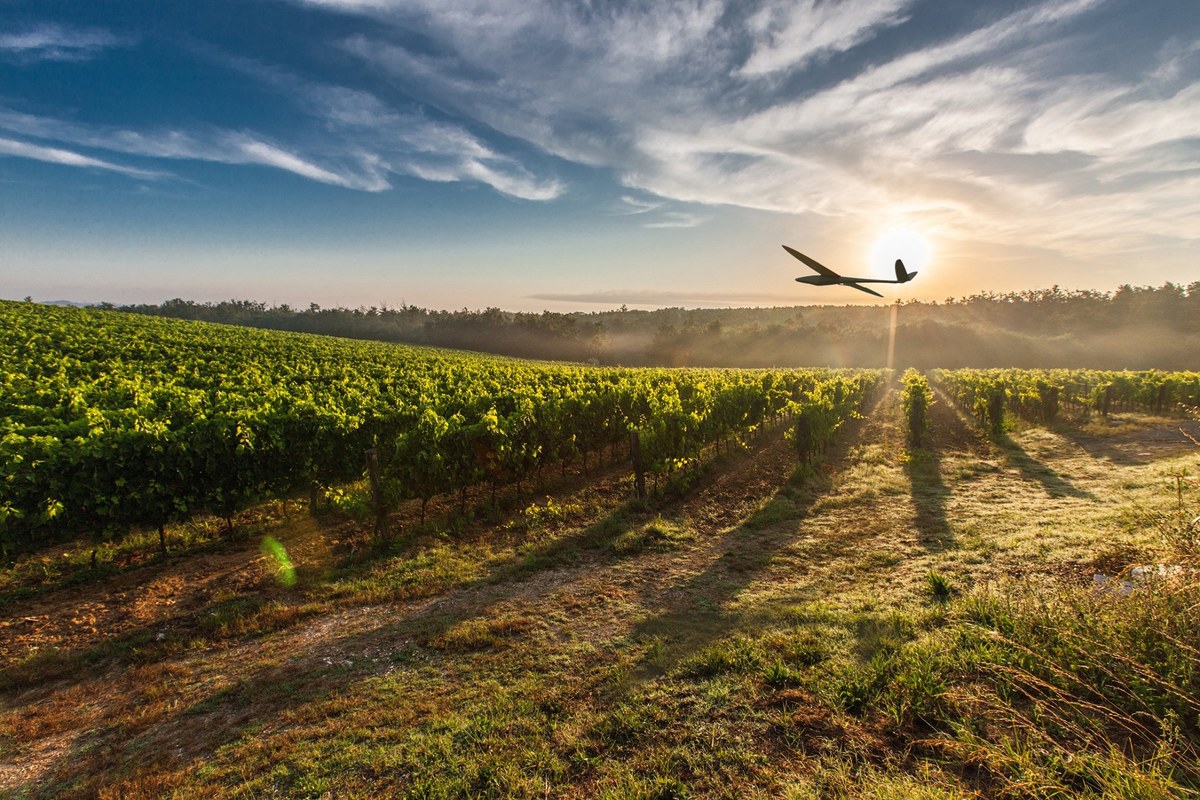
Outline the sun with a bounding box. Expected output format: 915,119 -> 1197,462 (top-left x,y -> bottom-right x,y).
869,227 -> 931,276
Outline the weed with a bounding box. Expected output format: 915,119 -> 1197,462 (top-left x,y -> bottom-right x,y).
833,576 -> 1200,794
322,544 -> 480,602
610,516 -> 693,556
678,635 -> 764,678
431,613 -> 540,652
510,497 -> 584,531
322,486 -> 372,523
596,773 -> 692,800
1142,468 -> 1200,554
764,660 -> 802,689
924,570 -> 955,602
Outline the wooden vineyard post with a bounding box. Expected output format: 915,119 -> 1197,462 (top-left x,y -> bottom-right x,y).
365,448 -> 391,543
630,430 -> 646,499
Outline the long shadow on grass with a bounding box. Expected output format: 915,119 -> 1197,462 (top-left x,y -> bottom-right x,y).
905,449 -> 953,550
3,424 -> 827,796
996,433 -> 1095,500
2,452 -> 716,795
1052,419 -> 1200,467
1054,428 -> 1144,466
620,392 -> 892,684
902,388 -> 994,551
0,494 -> 649,692
9,506 -> 653,796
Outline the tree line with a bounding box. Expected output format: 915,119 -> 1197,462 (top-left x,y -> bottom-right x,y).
100,281 -> 1200,369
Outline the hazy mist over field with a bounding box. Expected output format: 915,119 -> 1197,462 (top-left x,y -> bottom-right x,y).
115,283 -> 1200,370
2,0 -> 1198,311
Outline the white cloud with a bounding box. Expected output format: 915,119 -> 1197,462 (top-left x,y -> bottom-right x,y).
0,136 -> 161,178
739,0 -> 913,76
0,96 -> 562,198
318,0 -> 1192,257
617,196 -> 663,215
0,31 -> 565,199
194,53 -> 564,199
231,136 -> 389,190
458,159 -> 562,201
353,0 -> 1194,258
10,0 -> 1198,260
0,108 -> 391,190
0,24 -> 127,62
642,211 -> 708,229
1024,82 -> 1200,158
330,0 -> 1052,197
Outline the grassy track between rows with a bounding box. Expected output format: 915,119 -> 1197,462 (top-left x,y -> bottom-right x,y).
1,387 -> 1198,797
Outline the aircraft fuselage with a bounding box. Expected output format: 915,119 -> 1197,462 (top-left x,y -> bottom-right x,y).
784,244 -> 917,298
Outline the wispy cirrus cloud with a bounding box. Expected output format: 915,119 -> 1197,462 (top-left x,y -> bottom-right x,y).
232,137 -> 384,190
614,195 -> 707,228
0,23 -> 128,62
617,196 -> 663,215
209,53 -> 563,199
0,25 -> 563,200
292,0 -> 1199,255
0,136 -> 161,178
643,211 -> 708,229
738,0 -> 913,76
0,79 -> 561,199
5,0 -> 1197,271
0,108 -> 390,190
256,64 -> 562,199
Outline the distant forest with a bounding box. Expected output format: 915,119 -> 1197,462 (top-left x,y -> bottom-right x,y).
107,282 -> 1200,369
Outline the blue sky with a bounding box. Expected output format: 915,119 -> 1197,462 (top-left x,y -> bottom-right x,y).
1,0 -> 1197,310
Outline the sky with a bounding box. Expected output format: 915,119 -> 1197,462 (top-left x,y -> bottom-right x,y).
0,0 -> 1197,311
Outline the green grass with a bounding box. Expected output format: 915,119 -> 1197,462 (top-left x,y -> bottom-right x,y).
821,573 -> 1200,797
610,516 -> 695,555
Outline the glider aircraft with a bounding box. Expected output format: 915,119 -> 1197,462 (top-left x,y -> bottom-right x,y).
784,245 -> 917,298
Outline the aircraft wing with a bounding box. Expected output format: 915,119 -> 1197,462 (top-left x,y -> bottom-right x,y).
782,245 -> 838,278
846,282 -> 884,298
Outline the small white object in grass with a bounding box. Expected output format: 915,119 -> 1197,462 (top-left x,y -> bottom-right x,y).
1094,564 -> 1186,596
1129,564 -> 1184,582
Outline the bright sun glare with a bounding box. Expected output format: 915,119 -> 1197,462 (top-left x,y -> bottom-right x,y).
869,227 -> 931,276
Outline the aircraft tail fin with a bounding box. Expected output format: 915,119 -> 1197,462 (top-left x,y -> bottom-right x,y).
895,259 -> 917,282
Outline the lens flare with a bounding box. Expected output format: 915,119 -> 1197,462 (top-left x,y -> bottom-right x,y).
261,535 -> 297,587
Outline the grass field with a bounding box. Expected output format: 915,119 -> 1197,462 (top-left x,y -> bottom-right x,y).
2,386 -> 1198,798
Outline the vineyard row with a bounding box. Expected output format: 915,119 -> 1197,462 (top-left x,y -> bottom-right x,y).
930,368 -> 1200,433
0,301 -> 881,554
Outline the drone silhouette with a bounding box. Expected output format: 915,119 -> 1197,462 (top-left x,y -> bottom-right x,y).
784,245 -> 917,298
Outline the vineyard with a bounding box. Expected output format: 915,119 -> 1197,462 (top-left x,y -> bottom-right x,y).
3,302 -> 1200,798
932,367 -> 1200,432
4,299 -> 1196,557
0,301 -> 880,556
